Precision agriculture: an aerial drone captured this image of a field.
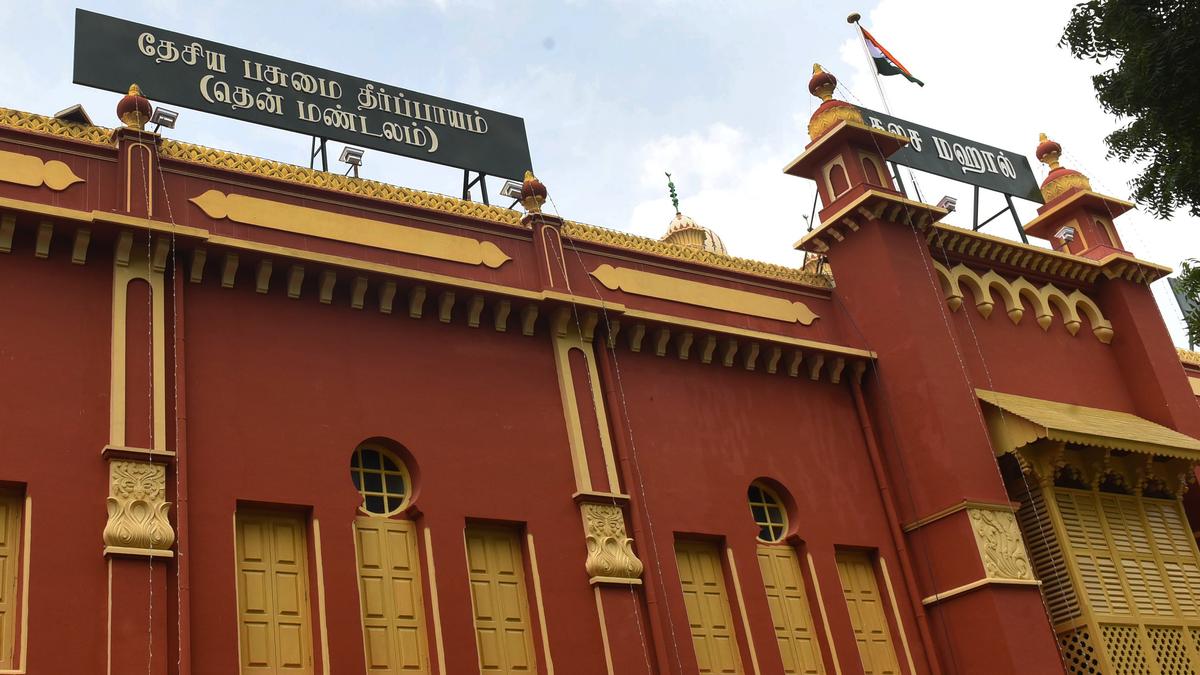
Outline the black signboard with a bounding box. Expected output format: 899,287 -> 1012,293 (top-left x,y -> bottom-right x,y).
73,9 -> 533,180
855,107 -> 1043,204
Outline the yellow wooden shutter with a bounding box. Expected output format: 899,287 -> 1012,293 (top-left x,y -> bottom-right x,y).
354,517 -> 430,673
835,550 -> 901,675
464,525 -> 537,674
675,540 -> 744,674
0,491 -> 21,670
235,511 -> 314,675
757,545 -> 825,674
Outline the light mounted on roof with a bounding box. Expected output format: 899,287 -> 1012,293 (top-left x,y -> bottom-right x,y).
339,146 -> 365,178
936,196 -> 957,212
149,106 -> 178,131
499,180 -> 523,209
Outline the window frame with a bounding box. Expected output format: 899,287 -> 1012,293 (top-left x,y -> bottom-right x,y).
748,482 -> 789,544
350,443 -> 412,518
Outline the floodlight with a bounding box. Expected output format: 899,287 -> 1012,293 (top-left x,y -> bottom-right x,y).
499,180 -> 523,200
339,146 -> 365,166
1054,225 -> 1076,243
339,146 -> 365,177
149,107 -> 178,131
936,196 -> 957,212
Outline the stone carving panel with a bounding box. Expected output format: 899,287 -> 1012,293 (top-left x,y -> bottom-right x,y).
968,507 -> 1034,581
103,460 -> 175,554
581,502 -> 643,583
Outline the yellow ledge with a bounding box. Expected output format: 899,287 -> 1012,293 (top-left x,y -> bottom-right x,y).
589,576 -> 643,586
921,577 -> 1041,606
622,308 -> 875,360
103,545 -> 174,559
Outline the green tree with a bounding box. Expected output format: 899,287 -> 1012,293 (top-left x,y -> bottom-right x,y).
1178,260 -> 1200,348
1061,1 -> 1200,219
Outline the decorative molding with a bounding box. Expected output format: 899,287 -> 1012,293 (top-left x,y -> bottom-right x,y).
0,107 -> 114,145
967,508 -> 1034,581
0,149 -> 84,192
189,190 -> 511,269
902,499 -> 1017,533
933,261 -> 1114,343
580,503 -> 643,584
921,577 -> 1041,606
1041,172 -> 1092,203
797,190 -> 947,254
103,460 -> 175,556
591,264 -> 819,325
1180,349 -> 1200,367
0,107 -> 832,287
928,225 -> 1103,284
563,220 -> 831,288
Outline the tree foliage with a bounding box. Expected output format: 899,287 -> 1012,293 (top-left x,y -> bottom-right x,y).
1061,1 -> 1200,219
1179,259 -> 1200,347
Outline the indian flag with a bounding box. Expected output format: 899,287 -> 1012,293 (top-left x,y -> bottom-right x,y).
861,26 -> 924,86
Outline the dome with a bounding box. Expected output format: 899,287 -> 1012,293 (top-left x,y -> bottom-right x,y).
661,211 -> 728,255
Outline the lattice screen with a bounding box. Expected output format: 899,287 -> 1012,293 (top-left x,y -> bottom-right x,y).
1057,627 -> 1102,674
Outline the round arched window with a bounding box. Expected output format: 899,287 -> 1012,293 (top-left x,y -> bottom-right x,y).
748,483 -> 788,543
350,444 -> 411,516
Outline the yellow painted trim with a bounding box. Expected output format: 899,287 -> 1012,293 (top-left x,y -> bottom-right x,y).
230,513 -> 244,672
106,558 -> 112,675
725,547 -> 762,675
0,149 -> 83,191
1180,348 -> 1200,366
622,309 -> 875,359
592,264 -> 819,325
878,557 -> 917,675
525,533 -> 554,674
0,495 -> 31,675
190,190 -> 511,269
206,235 -> 542,301
782,119 -> 910,176
102,546 -> 173,558
100,444 -> 175,460
312,519 -> 331,675
1022,189 -> 1135,234
920,577 -> 1041,606
422,527 -> 447,675
805,552 -> 842,675
1190,376 -> 1200,396
109,246 -> 167,453
796,189 -> 947,249
902,500 -> 1015,533
552,331 -> 622,493
593,586 -> 615,675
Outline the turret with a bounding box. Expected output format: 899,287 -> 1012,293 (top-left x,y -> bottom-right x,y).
1023,133 -> 1132,259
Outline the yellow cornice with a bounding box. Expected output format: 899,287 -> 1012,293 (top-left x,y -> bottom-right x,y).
0,106 -> 830,288
1181,348 -> 1200,367
1022,189 -> 1135,235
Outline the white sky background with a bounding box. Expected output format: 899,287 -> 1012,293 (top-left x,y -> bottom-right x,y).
0,0 -> 1195,346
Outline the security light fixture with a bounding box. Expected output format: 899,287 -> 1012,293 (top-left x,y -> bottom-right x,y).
1055,225 -> 1076,243
500,180 -> 523,208
149,107 -> 178,131
339,146 -> 365,177
936,196 -> 957,212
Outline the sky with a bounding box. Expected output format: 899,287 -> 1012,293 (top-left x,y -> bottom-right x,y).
1,0 -> 1195,347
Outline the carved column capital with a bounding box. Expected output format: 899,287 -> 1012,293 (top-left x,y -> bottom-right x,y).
580,502 -> 643,585
103,459 -> 175,558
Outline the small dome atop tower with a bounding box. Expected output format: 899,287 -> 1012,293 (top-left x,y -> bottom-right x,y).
807,64 -> 864,141
659,172 -> 727,255
1036,133 -> 1092,203
662,211 -> 727,255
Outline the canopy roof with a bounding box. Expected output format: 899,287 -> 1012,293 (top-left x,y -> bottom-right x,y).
977,389 -> 1200,461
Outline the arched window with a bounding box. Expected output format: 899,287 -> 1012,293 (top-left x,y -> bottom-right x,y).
827,163 -> 849,198
862,156 -> 883,186
748,483 -> 788,543
350,443 -> 411,516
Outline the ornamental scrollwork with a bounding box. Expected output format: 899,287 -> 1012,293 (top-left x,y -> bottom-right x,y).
103,460 -> 175,553
581,503 -> 643,582
968,508 -> 1034,581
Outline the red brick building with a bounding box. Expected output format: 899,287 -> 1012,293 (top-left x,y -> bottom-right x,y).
1,66 -> 1199,675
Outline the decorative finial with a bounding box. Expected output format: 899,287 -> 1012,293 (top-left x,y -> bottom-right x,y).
665,172 -> 680,214
520,170 -> 547,214
117,83 -> 153,130
1036,133 -> 1063,170
809,64 -> 837,102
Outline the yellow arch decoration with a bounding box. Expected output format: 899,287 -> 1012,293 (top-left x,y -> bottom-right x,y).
932,262 -> 1113,343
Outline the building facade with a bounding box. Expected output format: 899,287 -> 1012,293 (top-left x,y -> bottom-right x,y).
0,65 -> 1199,675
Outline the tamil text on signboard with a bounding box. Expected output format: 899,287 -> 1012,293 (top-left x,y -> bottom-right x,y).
855,107 -> 1043,204
73,9 -> 533,180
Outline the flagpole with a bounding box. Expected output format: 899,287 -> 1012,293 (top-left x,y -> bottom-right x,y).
846,12 -> 924,201
847,12 -> 893,114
